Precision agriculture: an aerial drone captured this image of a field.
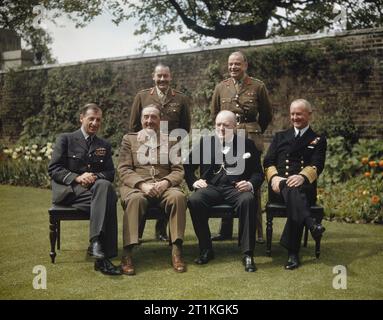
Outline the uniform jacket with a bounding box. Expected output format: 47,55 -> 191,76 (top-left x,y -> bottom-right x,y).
263,127 -> 327,204
210,75 -> 272,151
118,132 -> 184,200
184,134 -> 264,191
129,87 -> 191,133
48,129 -> 115,204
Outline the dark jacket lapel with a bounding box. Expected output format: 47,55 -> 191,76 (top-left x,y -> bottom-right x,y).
290,127 -> 316,154
73,129 -> 88,152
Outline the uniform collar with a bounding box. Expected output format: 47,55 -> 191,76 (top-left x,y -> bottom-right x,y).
294,125 -> 309,137
156,86 -> 170,97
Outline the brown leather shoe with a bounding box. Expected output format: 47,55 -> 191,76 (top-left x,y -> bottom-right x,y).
121,256 -> 136,276
172,254 -> 186,273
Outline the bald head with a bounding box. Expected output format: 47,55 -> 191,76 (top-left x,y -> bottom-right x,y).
215,110 -> 236,141
228,51 -> 248,80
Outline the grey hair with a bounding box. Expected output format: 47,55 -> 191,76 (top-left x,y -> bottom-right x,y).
141,104 -> 160,119
290,99 -> 312,113
228,51 -> 248,63
216,110 -> 237,125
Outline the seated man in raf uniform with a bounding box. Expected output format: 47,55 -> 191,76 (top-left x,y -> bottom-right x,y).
263,99 -> 327,270
48,103 -> 121,275
184,110 -> 264,272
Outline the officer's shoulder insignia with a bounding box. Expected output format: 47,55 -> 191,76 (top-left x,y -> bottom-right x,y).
251,77 -> 265,85
139,88 -> 151,93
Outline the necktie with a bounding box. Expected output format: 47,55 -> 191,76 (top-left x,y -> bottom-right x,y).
295,130 -> 301,139
234,81 -> 241,93
86,136 -> 92,149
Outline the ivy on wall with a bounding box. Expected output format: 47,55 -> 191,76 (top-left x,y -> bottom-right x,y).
0,38 -> 377,148
17,63 -> 132,148
192,38 -> 375,143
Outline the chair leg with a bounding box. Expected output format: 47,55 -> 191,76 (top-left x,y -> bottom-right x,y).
49,216 -> 57,264
138,217 -> 146,239
57,220 -> 61,250
315,236 -> 322,259
266,216 -> 273,256
303,226 -> 308,247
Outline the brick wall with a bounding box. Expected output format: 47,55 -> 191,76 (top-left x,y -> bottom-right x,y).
0,27 -> 382,143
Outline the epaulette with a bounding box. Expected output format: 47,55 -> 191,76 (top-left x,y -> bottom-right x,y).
127,132 -> 138,135
249,77 -> 265,85
139,88 -> 152,93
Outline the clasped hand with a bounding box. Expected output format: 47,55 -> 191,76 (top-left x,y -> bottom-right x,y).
139,180 -> 169,198
75,172 -> 97,188
271,174 -> 304,193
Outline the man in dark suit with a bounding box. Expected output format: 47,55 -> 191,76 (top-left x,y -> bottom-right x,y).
210,51 -> 272,244
184,110 -> 264,272
263,99 -> 327,270
48,103 -> 121,275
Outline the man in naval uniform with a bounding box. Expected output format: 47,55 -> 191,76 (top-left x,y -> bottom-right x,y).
129,63 -> 191,242
211,51 -> 272,243
48,103 -> 121,276
118,105 -> 187,275
263,99 -> 327,270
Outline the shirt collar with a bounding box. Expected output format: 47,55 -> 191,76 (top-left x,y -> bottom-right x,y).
80,127 -> 95,141
294,125 -> 309,137
232,74 -> 247,85
156,86 -> 169,97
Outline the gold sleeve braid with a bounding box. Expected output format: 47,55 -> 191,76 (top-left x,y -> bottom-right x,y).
299,166 -> 318,183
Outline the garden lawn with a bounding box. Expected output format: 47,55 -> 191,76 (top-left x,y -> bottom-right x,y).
0,185 -> 382,300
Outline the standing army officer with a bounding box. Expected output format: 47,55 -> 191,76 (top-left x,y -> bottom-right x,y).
211,51 -> 272,243
129,63 -> 191,241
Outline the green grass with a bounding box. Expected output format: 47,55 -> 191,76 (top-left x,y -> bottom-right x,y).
0,185 -> 382,300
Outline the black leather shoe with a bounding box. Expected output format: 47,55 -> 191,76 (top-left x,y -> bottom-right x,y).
87,240 -> 105,259
194,249 -> 214,265
242,255 -> 257,272
94,258 -> 122,275
285,254 -> 300,270
211,234 -> 232,241
310,224 -> 326,241
156,233 -> 169,242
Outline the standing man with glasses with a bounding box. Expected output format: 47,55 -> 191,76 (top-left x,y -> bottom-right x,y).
211,51 -> 272,243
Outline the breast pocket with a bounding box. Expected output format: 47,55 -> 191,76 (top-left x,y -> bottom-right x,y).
67,153 -> 85,172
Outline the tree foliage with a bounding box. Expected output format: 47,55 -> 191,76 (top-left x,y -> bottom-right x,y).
0,0 -> 55,64
41,0 -> 383,51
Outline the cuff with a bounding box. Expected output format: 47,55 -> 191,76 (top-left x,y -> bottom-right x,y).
299,166 -> 317,183
265,166 -> 278,183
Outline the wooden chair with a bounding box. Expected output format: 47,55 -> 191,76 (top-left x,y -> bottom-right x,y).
49,205 -> 165,263
265,202 -> 324,258
48,205 -> 89,264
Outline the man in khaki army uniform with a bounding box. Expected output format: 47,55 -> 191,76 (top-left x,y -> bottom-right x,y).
211,51 -> 272,243
118,105 -> 187,275
129,63 -> 191,241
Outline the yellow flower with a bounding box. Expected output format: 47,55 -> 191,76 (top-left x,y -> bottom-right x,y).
32,144 -> 38,150
36,156 -> 42,161
361,157 -> 369,165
